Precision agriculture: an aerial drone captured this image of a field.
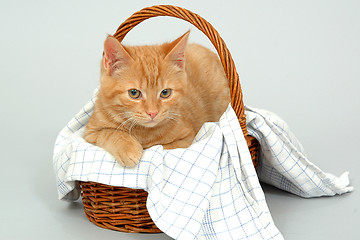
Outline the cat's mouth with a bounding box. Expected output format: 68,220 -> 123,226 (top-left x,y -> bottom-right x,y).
138,114 -> 167,128
142,119 -> 159,128
130,112 -> 170,128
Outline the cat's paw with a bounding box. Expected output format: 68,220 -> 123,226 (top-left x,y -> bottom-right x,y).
114,139 -> 143,167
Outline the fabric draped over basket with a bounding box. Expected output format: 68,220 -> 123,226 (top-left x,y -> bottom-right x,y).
53,88 -> 353,240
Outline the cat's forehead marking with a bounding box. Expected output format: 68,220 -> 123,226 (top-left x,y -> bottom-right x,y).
126,45 -> 169,89
139,56 -> 160,87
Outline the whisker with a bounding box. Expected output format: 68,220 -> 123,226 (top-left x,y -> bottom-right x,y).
119,117 -> 133,129
128,119 -> 138,136
167,111 -> 181,122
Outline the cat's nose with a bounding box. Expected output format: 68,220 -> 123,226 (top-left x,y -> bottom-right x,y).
147,112 -> 158,120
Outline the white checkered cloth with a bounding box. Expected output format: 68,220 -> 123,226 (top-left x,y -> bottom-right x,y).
245,106 -> 353,198
53,89 -> 353,240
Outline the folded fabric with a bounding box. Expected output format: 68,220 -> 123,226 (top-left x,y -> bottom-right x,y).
245,106 -> 353,198
53,89 -> 353,239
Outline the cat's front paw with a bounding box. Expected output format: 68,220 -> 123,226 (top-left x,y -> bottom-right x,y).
114,139 -> 143,167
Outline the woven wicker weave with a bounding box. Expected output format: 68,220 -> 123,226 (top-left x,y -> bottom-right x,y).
79,5 -> 260,233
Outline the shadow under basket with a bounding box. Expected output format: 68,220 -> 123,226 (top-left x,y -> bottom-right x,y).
79,5 -> 260,234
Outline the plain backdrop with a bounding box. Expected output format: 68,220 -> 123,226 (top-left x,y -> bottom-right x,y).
1,0 -> 359,239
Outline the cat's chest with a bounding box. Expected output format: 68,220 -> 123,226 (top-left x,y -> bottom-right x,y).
135,122 -> 194,149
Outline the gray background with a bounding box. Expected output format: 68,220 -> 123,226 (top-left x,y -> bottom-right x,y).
1,0 -> 359,239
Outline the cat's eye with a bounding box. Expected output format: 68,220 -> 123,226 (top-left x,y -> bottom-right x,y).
128,89 -> 141,99
160,89 -> 172,98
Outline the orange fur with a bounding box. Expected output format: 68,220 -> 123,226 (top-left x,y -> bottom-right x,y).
84,32 -> 230,167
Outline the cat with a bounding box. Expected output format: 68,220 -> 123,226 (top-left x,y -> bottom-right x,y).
84,31 -> 230,167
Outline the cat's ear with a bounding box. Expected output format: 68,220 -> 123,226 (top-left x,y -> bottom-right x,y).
103,36 -> 134,74
165,30 -> 190,69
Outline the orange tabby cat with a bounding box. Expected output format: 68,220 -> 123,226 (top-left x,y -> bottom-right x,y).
84,31 -> 230,167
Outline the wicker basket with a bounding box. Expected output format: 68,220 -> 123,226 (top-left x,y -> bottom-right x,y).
79,5 -> 260,234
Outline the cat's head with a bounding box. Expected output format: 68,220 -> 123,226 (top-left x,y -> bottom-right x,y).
98,31 -> 190,128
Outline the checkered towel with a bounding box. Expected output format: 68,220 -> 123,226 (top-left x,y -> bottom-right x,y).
53,89 -> 353,240
245,106 -> 353,198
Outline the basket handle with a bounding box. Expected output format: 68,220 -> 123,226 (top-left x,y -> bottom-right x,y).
113,5 -> 249,138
